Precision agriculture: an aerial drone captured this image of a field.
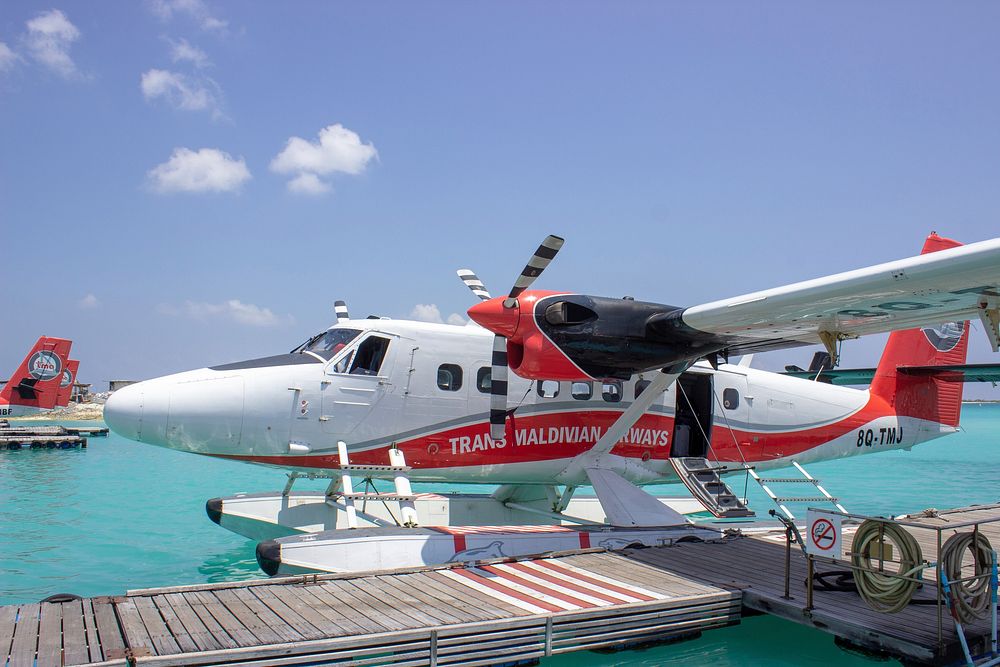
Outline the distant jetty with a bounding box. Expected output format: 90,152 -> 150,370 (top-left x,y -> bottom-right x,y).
10,401 -> 105,421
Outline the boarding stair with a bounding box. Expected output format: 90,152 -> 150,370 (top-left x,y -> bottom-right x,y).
748,460 -> 847,520
669,457 -> 755,518
282,442 -> 418,528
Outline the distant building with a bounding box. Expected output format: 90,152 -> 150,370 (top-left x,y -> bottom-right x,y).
109,380 -> 138,392
71,383 -> 92,403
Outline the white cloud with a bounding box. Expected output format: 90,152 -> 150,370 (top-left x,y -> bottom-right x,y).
287,173 -> 330,195
78,293 -> 100,309
0,42 -> 20,72
158,299 -> 292,327
168,38 -> 209,68
270,123 -> 377,194
150,0 -> 228,32
141,68 -> 221,115
24,9 -> 81,78
409,304 -> 466,326
147,147 -> 251,194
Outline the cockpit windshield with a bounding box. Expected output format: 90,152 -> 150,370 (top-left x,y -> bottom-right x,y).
293,328 -> 362,360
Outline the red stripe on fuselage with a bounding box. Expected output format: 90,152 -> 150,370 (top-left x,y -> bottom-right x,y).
215,393 -> 890,472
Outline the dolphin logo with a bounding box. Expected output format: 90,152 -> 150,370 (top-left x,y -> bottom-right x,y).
921,321 -> 964,352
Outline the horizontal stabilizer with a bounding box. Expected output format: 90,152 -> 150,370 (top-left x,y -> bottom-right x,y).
782,363 -> 1000,385
585,468 -> 688,527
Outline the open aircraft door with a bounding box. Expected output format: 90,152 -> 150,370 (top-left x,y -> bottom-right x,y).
319,331 -> 400,441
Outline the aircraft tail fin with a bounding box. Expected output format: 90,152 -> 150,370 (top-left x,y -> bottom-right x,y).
57,360 -> 80,407
0,337 -> 73,410
869,233 -> 970,427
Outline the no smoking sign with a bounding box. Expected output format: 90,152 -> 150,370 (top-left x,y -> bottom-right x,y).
806,510 -> 842,558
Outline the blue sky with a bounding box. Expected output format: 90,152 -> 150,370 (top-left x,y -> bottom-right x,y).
2,2 -> 999,398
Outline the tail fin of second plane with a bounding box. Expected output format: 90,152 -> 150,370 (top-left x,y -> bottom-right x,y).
0,337 -> 74,410
870,233 -> 970,427
57,359 -> 80,407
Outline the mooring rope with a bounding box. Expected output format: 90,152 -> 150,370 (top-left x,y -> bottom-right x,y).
940,531 -> 994,623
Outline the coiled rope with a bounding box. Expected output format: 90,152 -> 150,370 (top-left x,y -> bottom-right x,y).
940,531 -> 994,623
852,520 -> 925,613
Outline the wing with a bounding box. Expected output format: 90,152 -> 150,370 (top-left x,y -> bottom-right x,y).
679,237 -> 1000,358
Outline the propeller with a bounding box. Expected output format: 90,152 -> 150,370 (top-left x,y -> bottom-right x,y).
334,300 -> 350,323
462,235 -> 564,440
456,270 -> 491,301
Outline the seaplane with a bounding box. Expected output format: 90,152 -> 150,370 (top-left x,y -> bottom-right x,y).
0,336 -> 74,417
104,232 -> 1000,576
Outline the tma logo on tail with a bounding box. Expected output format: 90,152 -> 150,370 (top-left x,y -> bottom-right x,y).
28,351 -> 62,381
922,321 -> 965,352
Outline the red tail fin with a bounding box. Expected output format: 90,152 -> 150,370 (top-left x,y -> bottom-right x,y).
870,233 -> 970,427
57,360 -> 80,407
0,337 -> 73,410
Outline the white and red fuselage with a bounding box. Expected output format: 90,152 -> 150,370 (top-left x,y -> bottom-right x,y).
103,315 -> 966,488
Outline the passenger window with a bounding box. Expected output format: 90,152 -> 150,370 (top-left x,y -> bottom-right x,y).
571,382 -> 592,400
634,379 -> 651,398
349,336 -> 391,376
438,364 -> 463,391
723,387 -> 740,410
602,380 -> 623,403
476,367 -> 491,393
537,380 -> 560,399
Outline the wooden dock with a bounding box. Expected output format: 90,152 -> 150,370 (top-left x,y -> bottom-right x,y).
4,502 -> 1000,666
0,424 -> 104,450
0,549 -> 741,666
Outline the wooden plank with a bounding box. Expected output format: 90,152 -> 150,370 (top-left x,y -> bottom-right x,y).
230,587 -> 306,643
372,574 -> 468,625
150,595 -> 198,654
422,570 -> 527,618
162,593 -> 226,652
115,597 -> 155,655
266,585 -> 346,636
90,597 -> 124,658
213,588 -> 291,645
61,600 -> 90,666
36,602 -> 64,667
321,581 -> 413,632
0,604 -> 19,665
291,586 -> 374,636
9,603 -> 40,667
131,595 -> 182,656
346,577 -> 443,627
398,572 -> 498,622
187,591 -> 257,648
247,587 -> 325,641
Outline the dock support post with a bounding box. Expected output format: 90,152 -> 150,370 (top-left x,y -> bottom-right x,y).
545,616 -> 553,657
429,630 -> 438,667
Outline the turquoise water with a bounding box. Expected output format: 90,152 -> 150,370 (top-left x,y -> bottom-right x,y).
2,405 -> 1000,664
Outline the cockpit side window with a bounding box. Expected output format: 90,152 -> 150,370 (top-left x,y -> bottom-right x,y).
349,336 -> 391,376
299,328 -> 363,360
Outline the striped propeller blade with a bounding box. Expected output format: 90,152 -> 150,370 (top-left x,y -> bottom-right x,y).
490,335 -> 509,440
334,300 -> 350,323
456,269 -> 491,301
506,235 -> 564,306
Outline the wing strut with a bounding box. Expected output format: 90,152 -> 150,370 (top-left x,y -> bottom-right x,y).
587,366 -> 685,457
980,303 -> 1000,353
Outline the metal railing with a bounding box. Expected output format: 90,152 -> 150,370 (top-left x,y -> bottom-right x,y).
777,505 -> 1000,660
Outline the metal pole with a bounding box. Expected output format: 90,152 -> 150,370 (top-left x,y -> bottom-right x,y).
806,554 -> 814,611
783,526 -> 793,600
937,529 -> 944,648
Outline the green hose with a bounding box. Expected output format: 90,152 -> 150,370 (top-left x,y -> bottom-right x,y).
940,531 -> 993,623
852,520 -> 924,613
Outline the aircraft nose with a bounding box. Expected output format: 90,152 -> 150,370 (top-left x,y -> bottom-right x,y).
103,380 -> 170,445
103,382 -> 143,440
